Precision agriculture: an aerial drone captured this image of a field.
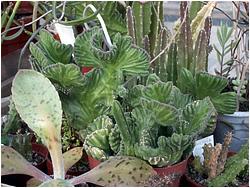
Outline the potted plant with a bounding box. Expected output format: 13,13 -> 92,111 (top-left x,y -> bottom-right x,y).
46,119 -> 89,176
1,69 -> 156,187
184,132 -> 249,187
83,73 -> 217,186
1,98 -> 49,173
213,2 -> 249,152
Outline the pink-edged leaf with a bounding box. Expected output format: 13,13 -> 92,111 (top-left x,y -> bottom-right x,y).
1,145 -> 51,182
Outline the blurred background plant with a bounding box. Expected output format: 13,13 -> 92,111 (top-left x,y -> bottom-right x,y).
213,1 -> 249,111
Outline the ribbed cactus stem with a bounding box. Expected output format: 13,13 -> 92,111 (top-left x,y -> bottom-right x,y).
150,2 -> 163,58
204,143 -> 222,179
159,28 -> 168,81
126,6 -> 136,44
167,43 -> 178,85
217,132 -> 232,175
132,2 -> 144,47
193,29 -> 208,73
177,2 -> 193,72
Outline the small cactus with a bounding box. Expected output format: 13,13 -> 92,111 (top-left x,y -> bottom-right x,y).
199,132 -> 233,179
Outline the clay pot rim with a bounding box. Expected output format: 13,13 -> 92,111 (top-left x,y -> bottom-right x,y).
153,156 -> 189,170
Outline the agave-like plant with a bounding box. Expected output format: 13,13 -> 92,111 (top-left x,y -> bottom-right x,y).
1,70 -> 155,187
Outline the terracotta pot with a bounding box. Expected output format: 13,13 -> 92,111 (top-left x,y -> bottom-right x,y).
184,151 -> 248,187
32,143 -> 49,173
88,155 -> 101,169
153,157 -> 188,187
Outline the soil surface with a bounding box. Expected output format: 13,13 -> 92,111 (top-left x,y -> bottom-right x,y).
187,165 -> 249,186
31,151 -> 45,166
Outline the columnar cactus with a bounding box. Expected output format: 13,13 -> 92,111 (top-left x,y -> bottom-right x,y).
126,2 -> 170,82
208,143 -> 249,187
191,132 -> 248,186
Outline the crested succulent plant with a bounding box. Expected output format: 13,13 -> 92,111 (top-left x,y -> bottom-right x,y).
29,26 -> 149,134
84,74 -> 217,167
1,69 -> 156,187
191,133 -> 249,187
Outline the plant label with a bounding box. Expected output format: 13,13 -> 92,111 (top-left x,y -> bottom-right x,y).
54,23 -> 75,47
193,135 -> 214,163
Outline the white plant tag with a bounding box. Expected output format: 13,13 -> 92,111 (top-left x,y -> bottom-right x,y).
193,135 -> 214,163
54,23 -> 75,47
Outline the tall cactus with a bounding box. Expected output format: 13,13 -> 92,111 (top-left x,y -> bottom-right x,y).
126,2 -> 170,83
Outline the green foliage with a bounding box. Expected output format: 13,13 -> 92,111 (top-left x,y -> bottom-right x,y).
135,133 -> 191,167
214,23 -> 237,77
3,70 -> 156,187
85,74 -> 216,166
29,28 -> 149,133
83,116 -> 114,160
177,68 -> 237,114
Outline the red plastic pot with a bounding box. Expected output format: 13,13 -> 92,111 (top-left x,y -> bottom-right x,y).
1,17 -> 32,57
87,155 -> 101,169
153,157 -> 189,187
184,151 -> 248,187
81,67 -> 93,74
11,1 -> 33,14
32,143 -> 49,173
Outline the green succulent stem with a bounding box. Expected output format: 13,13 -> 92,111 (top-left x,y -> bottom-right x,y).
1,1 -> 21,43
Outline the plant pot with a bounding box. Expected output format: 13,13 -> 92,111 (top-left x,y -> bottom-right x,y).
184,152 -> 249,187
214,112 -> 249,152
1,174 -> 33,187
1,17 -> 32,57
153,157 -> 188,187
87,155 -> 101,169
81,67 -> 93,74
11,1 -> 33,14
31,143 -> 49,173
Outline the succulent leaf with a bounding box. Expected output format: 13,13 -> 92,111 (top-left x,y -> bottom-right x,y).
43,63 -> 84,89
31,29 -> 73,65
135,133 -> 191,167
63,147 -> 83,174
178,97 -> 216,137
140,98 -> 178,126
11,70 -> 64,179
1,145 -> 51,182
69,156 -> 156,186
